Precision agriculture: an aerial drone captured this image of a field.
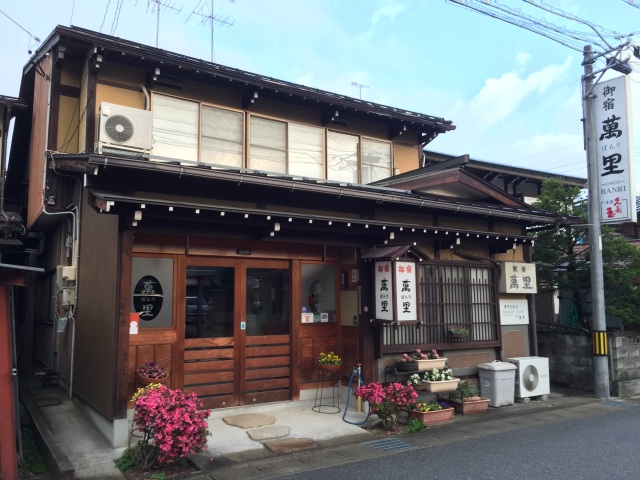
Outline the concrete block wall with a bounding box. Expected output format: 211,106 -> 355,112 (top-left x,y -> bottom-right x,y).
537,331 -> 594,392
538,330 -> 640,397
610,332 -> 640,396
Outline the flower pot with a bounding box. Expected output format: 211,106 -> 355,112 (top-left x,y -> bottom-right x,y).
416,358 -> 447,370
410,407 -> 454,425
448,332 -> 468,343
421,378 -> 460,393
136,372 -> 167,388
451,397 -> 490,414
395,362 -> 418,372
318,364 -> 341,373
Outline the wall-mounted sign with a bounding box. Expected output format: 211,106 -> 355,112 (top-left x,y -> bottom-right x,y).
131,257 -> 174,328
594,75 -> 637,224
374,260 -> 417,322
499,298 -> 529,325
498,262 -> 537,294
301,312 -> 314,324
374,261 -> 394,321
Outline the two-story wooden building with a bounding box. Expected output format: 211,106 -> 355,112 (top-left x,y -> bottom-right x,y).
7,26 -> 576,446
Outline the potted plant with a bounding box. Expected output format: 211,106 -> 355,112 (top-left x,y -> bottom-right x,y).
450,379 -> 490,414
317,352 -> 341,372
136,362 -> 167,387
448,326 -> 469,342
412,348 -> 447,370
409,401 -> 454,425
421,367 -> 460,393
396,353 -> 419,372
354,381 -> 418,432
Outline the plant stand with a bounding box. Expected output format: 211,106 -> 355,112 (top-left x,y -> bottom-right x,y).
313,368 -> 341,414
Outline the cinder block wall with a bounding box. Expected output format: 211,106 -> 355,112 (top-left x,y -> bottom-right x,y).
538,331 -> 594,392
609,332 -> 640,396
538,330 -> 640,396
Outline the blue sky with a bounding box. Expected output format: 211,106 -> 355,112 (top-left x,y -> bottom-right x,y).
2,0 -> 640,189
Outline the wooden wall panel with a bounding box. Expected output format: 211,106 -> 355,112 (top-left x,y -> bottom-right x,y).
27,57 -> 51,228
73,189 -> 120,419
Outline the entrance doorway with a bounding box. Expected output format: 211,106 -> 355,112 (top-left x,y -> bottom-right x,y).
181,259 -> 290,409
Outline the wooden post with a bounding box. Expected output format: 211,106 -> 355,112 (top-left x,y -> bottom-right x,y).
0,284 -> 18,480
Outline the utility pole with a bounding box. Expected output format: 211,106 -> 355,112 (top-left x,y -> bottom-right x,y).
582,45 -> 610,399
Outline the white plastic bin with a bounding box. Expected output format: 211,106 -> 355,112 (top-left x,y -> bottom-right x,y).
478,360 -> 517,407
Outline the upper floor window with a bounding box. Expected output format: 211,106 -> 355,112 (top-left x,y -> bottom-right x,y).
151,93 -> 392,184
201,105 -> 243,167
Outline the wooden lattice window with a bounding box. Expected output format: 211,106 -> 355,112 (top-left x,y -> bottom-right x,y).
381,261 -> 500,353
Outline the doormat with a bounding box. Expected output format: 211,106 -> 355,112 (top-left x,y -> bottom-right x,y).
362,438 -> 418,454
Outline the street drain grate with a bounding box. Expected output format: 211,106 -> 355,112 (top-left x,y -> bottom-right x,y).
362,438 -> 418,454
601,399 -> 639,409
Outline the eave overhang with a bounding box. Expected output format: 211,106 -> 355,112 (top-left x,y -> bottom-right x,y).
57,152 -> 579,225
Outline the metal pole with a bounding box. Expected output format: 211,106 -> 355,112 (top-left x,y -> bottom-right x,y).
582,44 -> 610,399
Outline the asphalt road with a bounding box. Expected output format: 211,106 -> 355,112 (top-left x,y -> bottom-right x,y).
279,406 -> 640,480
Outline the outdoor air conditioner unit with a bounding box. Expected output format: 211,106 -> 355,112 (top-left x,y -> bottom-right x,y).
97,102 -> 153,154
507,356 -> 550,398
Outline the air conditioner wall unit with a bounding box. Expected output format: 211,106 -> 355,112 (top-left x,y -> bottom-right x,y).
507,356 -> 550,398
97,102 -> 153,154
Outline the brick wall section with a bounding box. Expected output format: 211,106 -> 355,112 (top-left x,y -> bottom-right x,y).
538,331 -> 640,396
502,330 -> 526,359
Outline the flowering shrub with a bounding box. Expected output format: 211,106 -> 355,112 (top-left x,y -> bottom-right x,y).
318,352 -> 341,365
423,368 -> 454,382
399,353 -> 415,364
413,401 -> 450,412
136,362 -> 167,379
354,382 -> 418,432
426,349 -> 440,359
124,384 -> 210,470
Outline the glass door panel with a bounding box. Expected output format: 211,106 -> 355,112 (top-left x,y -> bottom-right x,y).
246,268 -> 290,336
185,266 -> 234,338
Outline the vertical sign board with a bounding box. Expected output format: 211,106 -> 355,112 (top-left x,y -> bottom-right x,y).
395,261 -> 417,322
374,261 -> 394,321
594,75 -> 637,224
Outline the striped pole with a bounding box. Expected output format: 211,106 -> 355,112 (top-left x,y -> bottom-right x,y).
593,330 -> 608,356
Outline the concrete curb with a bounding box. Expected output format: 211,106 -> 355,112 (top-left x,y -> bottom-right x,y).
21,394 -> 75,480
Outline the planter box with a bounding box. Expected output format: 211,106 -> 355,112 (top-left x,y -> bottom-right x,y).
395,362 -> 419,372
451,397 -> 490,414
416,358 -> 447,370
410,407 -> 454,425
422,378 -> 460,393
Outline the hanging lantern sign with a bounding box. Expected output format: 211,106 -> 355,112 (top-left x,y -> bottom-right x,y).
374,261 -> 394,321
395,261 -> 417,321
374,259 -> 418,322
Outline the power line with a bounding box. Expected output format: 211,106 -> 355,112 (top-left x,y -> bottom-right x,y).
0,7 -> 40,53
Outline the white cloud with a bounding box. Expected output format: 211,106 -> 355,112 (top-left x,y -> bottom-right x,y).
359,1 -> 408,41
515,51 -> 531,67
449,56 -> 574,131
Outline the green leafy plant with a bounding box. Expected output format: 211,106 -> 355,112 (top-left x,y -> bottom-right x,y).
448,327 -> 469,336
454,379 -> 481,400
407,418 -> 428,433
354,382 -> 418,432
120,384 -> 211,470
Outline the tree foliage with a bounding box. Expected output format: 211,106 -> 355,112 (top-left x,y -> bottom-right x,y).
531,178 -> 640,327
